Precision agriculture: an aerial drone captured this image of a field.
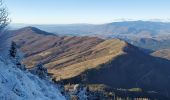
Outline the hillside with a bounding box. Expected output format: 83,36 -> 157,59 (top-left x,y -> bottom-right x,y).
8,27 -> 104,69
62,44 -> 170,92
0,56 -> 65,100
8,27 -> 129,80
0,31 -> 66,99
7,27 -> 170,98
0,38 -> 66,100
152,49 -> 170,60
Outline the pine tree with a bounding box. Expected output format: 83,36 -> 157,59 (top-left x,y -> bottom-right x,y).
31,62 -> 48,79
9,41 -> 26,70
9,41 -> 17,58
77,86 -> 88,100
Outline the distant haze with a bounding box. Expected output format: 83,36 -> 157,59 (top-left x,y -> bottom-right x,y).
9,21 -> 170,37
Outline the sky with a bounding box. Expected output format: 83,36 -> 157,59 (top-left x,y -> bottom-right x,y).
4,0 -> 170,24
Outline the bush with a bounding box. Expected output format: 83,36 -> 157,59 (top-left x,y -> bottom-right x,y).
31,62 -> 48,79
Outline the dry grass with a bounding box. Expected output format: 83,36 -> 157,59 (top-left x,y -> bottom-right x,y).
48,39 -> 127,80
10,28 -> 128,81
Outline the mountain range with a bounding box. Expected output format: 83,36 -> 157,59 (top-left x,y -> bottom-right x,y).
10,21 -> 170,52
10,21 -> 170,37
5,26 -> 170,98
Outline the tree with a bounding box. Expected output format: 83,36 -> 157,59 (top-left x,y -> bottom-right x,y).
9,41 -> 17,58
9,41 -> 26,70
0,0 -> 10,33
73,84 -> 88,100
31,62 -> 48,79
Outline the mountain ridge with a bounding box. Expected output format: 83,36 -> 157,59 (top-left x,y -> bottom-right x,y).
7,27 -> 170,98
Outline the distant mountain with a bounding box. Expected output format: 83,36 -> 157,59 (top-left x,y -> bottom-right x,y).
119,37 -> 170,51
6,27 -> 170,98
9,21 -> 170,51
10,21 -> 170,37
9,24 -> 96,36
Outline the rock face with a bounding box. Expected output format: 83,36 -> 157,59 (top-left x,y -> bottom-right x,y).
8,27 -> 170,97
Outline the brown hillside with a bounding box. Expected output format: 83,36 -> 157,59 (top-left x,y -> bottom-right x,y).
8,27 -> 170,96
9,27 -> 128,80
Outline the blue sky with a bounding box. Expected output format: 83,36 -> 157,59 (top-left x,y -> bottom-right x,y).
5,0 -> 170,24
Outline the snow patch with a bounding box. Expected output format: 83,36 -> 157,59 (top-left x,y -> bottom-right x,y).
0,56 -> 65,100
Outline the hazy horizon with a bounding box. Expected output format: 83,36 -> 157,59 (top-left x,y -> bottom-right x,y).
9,19 -> 170,25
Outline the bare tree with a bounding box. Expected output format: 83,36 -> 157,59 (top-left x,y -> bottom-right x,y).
0,0 -> 10,33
